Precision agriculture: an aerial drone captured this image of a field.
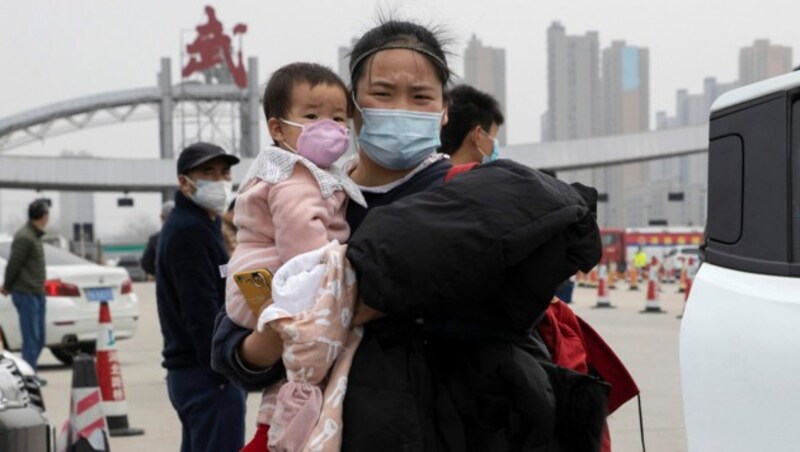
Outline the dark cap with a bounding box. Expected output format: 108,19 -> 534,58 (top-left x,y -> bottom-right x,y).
177,142 -> 240,175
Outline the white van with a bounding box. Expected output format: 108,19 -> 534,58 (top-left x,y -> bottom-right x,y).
680,70 -> 800,450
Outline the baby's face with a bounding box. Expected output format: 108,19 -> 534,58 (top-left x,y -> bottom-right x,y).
278,82 -> 349,150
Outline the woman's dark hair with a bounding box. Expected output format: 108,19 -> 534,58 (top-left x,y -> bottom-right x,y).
262,62 -> 348,121
439,84 -> 505,155
349,20 -> 451,95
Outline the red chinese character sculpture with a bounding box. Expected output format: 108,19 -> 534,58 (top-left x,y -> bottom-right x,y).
182,6 -> 248,88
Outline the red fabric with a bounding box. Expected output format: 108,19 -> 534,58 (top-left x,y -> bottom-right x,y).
444,162 -> 480,183
575,315 -> 639,413
537,299 -> 640,452
537,299 -> 639,414
241,423 -> 270,452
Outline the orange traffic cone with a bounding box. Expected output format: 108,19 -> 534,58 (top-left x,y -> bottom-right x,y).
593,265 -> 615,308
641,266 -> 666,313
677,269 -> 693,319
96,301 -> 144,437
58,353 -> 110,452
678,261 -> 688,293
608,262 -> 618,289
628,266 -> 639,291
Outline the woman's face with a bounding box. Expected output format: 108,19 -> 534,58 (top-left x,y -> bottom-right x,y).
352,48 -> 447,134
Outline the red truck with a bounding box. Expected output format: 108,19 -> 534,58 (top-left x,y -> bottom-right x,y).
600,227 -> 704,271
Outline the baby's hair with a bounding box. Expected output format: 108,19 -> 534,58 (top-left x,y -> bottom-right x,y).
262,63 -> 349,122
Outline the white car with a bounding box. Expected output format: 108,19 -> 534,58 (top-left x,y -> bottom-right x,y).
664,246 -> 701,278
681,70 -> 800,450
0,237 -> 139,365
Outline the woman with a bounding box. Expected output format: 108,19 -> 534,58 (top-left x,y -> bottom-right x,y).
212,19 -> 606,451
213,19 -> 457,449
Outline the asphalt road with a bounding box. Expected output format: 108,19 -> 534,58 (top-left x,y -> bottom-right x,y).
36,281 -> 688,451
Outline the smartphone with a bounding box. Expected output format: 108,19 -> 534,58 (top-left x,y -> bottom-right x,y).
233,268 -> 274,317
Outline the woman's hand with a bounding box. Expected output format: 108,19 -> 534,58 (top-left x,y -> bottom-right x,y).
351,297 -> 384,326
238,302 -> 284,369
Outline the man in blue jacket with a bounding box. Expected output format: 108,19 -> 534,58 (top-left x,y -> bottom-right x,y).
155,142 -> 245,452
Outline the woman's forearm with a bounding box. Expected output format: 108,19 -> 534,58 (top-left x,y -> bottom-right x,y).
239,326 -> 284,369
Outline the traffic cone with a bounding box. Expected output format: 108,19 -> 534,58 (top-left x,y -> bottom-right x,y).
593,265 -> 615,308
678,261 -> 688,293
641,266 -> 666,313
96,301 -> 144,437
59,353 -> 111,451
628,266 -> 639,291
678,262 -> 695,319
608,262 -> 618,289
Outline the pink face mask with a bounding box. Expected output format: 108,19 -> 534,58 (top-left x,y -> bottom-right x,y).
279,119 -> 351,168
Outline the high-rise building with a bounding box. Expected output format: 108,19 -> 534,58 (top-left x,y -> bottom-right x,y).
543,22 -> 602,142
544,23 -> 653,227
739,39 -> 793,86
463,34 -> 508,145
655,77 -> 738,130
602,41 -> 649,135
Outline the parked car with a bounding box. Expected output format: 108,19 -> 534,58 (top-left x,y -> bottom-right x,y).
116,254 -> 147,282
664,246 -> 701,278
0,351 -> 51,451
680,70 -> 800,450
0,238 -> 139,365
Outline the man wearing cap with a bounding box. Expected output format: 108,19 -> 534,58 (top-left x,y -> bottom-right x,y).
1,199 -> 50,384
155,142 -> 245,451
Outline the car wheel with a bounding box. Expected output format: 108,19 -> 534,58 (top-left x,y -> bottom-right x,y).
49,343 -> 96,366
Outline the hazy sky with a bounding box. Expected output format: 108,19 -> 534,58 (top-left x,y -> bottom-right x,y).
1,0 -> 798,239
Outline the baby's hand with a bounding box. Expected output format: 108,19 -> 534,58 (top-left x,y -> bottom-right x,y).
351,297 -> 384,327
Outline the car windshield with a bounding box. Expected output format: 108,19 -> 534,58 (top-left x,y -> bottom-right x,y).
0,242 -> 92,266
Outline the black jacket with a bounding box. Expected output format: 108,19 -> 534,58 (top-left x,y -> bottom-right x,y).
343,160 -> 603,451
156,191 -> 229,381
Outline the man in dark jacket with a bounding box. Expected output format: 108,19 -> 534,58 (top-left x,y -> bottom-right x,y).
155,142 -> 245,452
1,199 -> 50,381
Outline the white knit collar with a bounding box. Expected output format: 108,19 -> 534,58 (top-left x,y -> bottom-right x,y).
239,145 -> 367,207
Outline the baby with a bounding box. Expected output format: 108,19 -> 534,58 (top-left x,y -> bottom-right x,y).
226,62 -> 365,451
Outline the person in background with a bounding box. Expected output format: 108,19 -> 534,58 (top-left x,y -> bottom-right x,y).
140,200 -> 174,280
155,142 -> 245,452
439,84 -> 505,165
1,199 -> 50,385
633,246 -> 648,279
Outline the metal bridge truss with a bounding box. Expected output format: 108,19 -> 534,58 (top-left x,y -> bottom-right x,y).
0,84 -> 252,154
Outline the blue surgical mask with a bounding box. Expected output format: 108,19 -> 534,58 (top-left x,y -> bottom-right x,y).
354,100 -> 443,171
478,129 -> 500,164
